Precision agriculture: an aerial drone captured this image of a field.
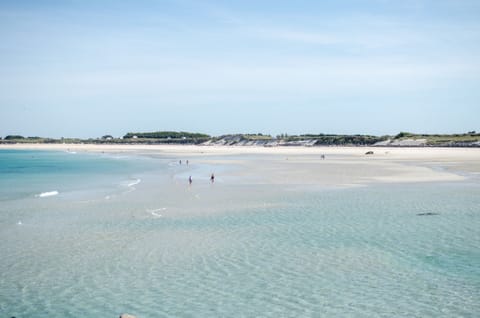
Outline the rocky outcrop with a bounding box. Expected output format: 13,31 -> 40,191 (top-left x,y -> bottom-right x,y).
204,135 -> 275,147
374,138 -> 480,147
204,135 -> 320,147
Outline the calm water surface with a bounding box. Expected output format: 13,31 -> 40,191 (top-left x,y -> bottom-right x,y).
0,150 -> 479,317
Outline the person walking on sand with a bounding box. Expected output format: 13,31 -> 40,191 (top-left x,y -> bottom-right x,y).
189,176 -> 192,185
210,173 -> 215,183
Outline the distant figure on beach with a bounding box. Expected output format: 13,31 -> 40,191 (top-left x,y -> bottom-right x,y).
179,160 -> 182,165
210,173 -> 215,183
321,154 -> 325,160
186,160 -> 189,165
189,176 -> 192,185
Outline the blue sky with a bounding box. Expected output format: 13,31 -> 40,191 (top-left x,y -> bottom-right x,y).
1,0 -> 479,138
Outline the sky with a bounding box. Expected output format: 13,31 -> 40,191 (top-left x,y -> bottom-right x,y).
1,0 -> 479,138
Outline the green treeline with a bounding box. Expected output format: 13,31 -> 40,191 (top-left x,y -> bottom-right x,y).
4,135 -> 26,140
123,131 -> 210,139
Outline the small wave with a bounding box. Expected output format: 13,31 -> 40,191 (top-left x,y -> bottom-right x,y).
66,150 -> 77,154
127,179 -> 141,187
147,208 -> 166,218
119,178 -> 141,194
36,191 -> 59,198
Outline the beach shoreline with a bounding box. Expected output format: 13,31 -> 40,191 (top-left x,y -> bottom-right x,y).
1,142 -> 480,155
2,143 -> 479,187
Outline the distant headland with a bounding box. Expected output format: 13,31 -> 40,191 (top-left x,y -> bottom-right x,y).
1,131 -> 479,147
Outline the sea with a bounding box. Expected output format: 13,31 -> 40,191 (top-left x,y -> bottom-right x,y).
0,149 -> 479,317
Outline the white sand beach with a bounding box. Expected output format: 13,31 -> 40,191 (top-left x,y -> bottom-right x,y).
2,144 -> 479,187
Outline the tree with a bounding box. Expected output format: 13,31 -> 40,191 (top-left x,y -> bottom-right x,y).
5,135 -> 24,140
395,132 -> 413,139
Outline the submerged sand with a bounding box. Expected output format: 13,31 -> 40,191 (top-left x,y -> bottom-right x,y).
2,144 -> 479,187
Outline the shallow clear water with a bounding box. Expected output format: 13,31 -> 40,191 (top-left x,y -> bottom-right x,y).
0,150 -> 479,317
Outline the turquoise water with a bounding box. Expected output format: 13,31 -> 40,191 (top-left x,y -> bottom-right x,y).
0,149 -> 158,201
0,150 -> 479,317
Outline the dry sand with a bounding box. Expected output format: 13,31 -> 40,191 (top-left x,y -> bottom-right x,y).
2,144 -> 479,187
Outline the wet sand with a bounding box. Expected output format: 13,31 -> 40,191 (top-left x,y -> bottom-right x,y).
2,144 -> 479,187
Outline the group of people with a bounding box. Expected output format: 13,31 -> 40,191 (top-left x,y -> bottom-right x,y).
188,173 -> 214,185
180,159 -> 214,185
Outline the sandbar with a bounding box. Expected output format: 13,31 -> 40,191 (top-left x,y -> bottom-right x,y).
1,144 -> 479,187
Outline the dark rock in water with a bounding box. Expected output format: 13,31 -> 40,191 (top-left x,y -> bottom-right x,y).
365,151 -> 374,155
120,314 -> 137,318
417,212 -> 439,216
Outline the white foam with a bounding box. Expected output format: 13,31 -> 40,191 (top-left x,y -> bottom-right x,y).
147,208 -> 166,218
36,191 -> 59,198
127,179 -> 141,187
17,221 -> 22,225
119,178 -> 142,194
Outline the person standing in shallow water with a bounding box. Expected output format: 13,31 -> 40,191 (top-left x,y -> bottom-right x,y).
189,176 -> 192,185
210,173 -> 215,183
